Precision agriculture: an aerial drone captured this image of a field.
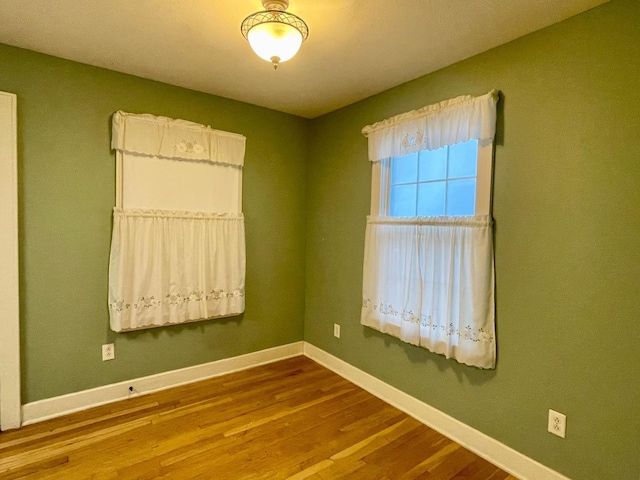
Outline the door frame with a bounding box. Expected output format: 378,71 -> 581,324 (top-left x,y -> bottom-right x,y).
0,91 -> 21,430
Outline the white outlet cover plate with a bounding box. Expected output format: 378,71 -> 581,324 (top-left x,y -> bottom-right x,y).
102,343 -> 115,361
333,324 -> 341,338
548,409 -> 566,438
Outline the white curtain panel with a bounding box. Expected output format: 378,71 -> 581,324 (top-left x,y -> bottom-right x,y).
361,216 -> 495,369
121,153 -> 242,213
109,209 -> 245,332
109,112 -> 246,332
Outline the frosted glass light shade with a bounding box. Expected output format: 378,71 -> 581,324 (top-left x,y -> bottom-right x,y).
247,22 -> 303,63
241,2 -> 309,69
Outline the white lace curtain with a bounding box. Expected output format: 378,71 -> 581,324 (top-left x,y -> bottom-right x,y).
361,91 -> 498,369
108,112 -> 246,332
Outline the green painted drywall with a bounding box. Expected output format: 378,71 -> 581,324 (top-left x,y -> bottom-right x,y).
0,44 -> 309,404
305,0 -> 640,479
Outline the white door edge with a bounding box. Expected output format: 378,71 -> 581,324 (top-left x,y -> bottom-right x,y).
0,90 -> 21,430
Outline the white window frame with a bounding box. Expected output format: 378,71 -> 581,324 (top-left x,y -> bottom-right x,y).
371,140 -> 494,217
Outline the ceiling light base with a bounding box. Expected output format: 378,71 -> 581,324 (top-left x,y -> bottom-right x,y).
262,0 -> 289,10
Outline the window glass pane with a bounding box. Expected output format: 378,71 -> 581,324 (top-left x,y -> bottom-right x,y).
390,184 -> 417,216
417,182 -> 446,217
418,147 -> 447,181
391,153 -> 418,185
446,179 -> 476,216
448,139 -> 478,179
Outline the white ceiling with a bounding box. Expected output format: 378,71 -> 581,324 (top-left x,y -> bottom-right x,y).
0,0 -> 609,118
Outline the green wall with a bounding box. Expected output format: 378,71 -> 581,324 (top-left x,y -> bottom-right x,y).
305,0 -> 639,479
0,44 -> 309,404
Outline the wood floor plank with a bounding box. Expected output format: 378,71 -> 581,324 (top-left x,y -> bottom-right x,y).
0,356 -> 515,479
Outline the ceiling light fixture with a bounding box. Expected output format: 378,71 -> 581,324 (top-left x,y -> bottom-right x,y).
241,0 -> 309,70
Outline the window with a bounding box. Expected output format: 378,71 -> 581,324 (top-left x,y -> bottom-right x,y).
108,112 -> 246,332
374,138 -> 493,218
361,91 -> 498,369
390,140 -> 478,216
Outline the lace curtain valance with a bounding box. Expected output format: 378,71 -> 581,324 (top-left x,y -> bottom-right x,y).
112,111 -> 246,166
362,90 -> 498,162
109,112 -> 246,332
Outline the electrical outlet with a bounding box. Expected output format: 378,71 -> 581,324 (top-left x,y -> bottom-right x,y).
333,323 -> 341,338
102,343 -> 115,361
548,409 -> 566,438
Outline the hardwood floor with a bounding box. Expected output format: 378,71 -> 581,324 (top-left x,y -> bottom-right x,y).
0,356 -> 516,479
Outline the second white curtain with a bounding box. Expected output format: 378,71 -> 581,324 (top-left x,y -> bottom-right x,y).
109,209 -> 245,332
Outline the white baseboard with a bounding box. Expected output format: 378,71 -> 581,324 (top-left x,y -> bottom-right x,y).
303,343 -> 570,480
20,340 -> 568,480
22,341 -> 304,426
